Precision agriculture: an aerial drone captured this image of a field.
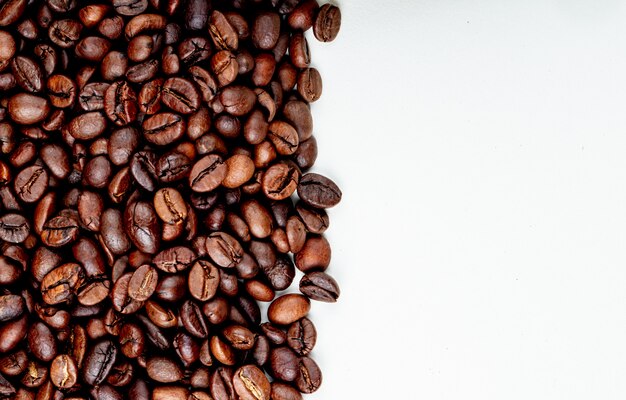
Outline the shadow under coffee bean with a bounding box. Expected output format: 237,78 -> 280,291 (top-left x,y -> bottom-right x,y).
0,0 -> 342,398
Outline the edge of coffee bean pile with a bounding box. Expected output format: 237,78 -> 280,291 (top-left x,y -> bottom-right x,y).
0,0 -> 342,399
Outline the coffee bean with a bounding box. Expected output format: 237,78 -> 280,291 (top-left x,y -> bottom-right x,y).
271,382 -> 303,400
253,12 -> 281,50
295,356 -> 322,393
153,246 -> 195,273
50,354 -> 78,389
105,80 -> 138,126
162,77 -> 200,114
300,271 -> 340,302
189,154 -> 227,192
128,264 -> 158,301
205,231 -> 244,268
297,173 -> 341,208
314,4 -> 341,42
270,347 -> 299,381
268,294 -> 310,325
233,365 -> 271,400
147,357 -> 183,383
143,112 -> 185,145
83,340 -> 118,386
8,93 -> 50,125
188,260 -> 220,301
40,212 -> 80,247
41,263 -> 84,305
112,0 -> 148,16
262,162 -> 300,200
124,200 -> 160,254
220,86 -> 256,116
295,235 -> 331,272
0,213 -> 29,243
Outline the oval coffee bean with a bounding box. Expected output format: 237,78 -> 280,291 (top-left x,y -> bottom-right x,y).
50,355 -> 78,389
233,365 -> 271,400
297,173 -> 342,208
128,264 -> 158,301
268,294 -> 310,325
0,214 -> 29,243
314,4 -> 341,42
189,154 -> 227,192
188,260 -> 220,301
82,340 -> 118,386
299,271 -> 340,303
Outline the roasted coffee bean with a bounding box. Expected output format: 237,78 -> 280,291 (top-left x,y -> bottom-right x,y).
295,235 -> 331,273
105,80 -> 138,126
220,86 -> 256,116
162,77 -> 200,114
295,356 -> 322,393
101,209 -> 131,255
297,173 -> 341,208
8,93 -> 50,125
83,340 -> 118,386
153,246 -> 195,273
50,354 -> 77,389
156,150 -> 191,182
40,263 -> 84,305
128,264 -> 158,301
125,201 -> 160,254
143,112 -> 185,145
111,273 -> 144,314
270,347 -> 299,382
206,231 -> 244,268
233,365 -> 271,400
287,317 -> 317,355
12,56 -> 43,93
314,3 -> 341,42
48,19 -> 82,49
268,294 -> 310,325
131,150 -> 158,191
181,299 -> 208,338
0,213 -> 29,243
271,382 -> 303,400
112,0 -> 148,16
253,12 -> 280,50
188,259 -> 220,301
262,162 -> 299,200
147,357 -> 183,383
300,271 -> 340,302
40,212 -> 80,247
189,154 -> 227,192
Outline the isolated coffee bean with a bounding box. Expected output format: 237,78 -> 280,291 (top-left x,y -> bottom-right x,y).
314,4 -> 341,42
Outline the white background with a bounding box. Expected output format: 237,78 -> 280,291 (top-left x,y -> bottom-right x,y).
306,1 -> 626,399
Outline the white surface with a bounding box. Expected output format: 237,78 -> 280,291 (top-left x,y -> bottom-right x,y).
307,1 -> 626,399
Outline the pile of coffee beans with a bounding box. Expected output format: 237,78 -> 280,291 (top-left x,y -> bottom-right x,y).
0,0 -> 342,398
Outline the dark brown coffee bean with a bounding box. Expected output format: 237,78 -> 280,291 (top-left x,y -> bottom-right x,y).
68,111 -> 107,140
253,12 -> 280,50
297,173 -> 341,208
0,213 -> 29,243
83,340 -> 118,386
314,3 -> 341,42
270,347 -> 299,382
126,59 -> 159,83
286,317 -> 317,355
108,126 -> 139,166
124,14 -> 167,40
220,86 -> 256,116
156,150 -> 191,183
12,56 -> 43,93
185,0 -> 210,30
223,325 -> 255,350
120,323 -> 145,359
181,299 -> 208,338
271,382 -> 303,400
143,112 -> 185,145
130,150 -> 158,192
28,321 -> 57,362
0,295 -> 24,322
162,77 -> 200,114
208,10 -> 238,51
153,246 -> 195,273
125,200 -> 161,254
147,357 -> 183,383
233,365 -> 271,400
138,78 -> 162,114
79,82 -> 109,111
297,67 -> 323,102
48,19 -> 82,49
79,4 -> 109,28
101,208 -> 131,255
111,273 -> 144,314
40,263 -> 84,305
299,271 -> 339,303
295,356 -> 322,393
128,35 -> 154,62
187,260 -> 219,302
76,36 -> 112,62
295,235 -> 331,272
40,212 -> 80,247
262,162 -> 299,201
205,231 -> 243,268
112,0 -> 148,16
105,80 -> 138,126
83,155 -> 112,189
